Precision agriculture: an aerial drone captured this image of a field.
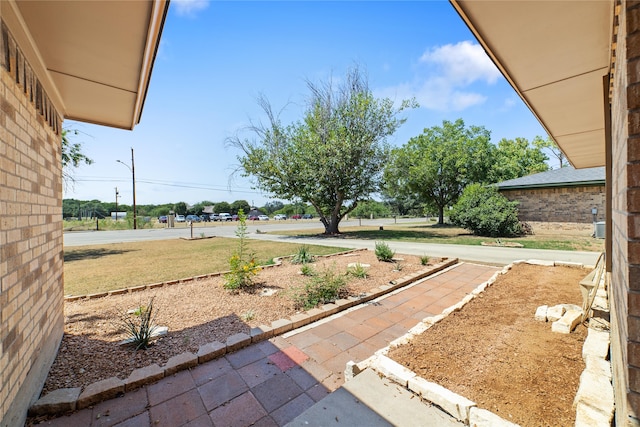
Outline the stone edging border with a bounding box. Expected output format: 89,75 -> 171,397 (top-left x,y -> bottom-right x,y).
30,255 -> 457,417
344,259 -> 614,427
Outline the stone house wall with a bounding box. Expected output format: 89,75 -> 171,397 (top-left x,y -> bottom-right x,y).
500,185 -> 606,224
0,19 -> 65,427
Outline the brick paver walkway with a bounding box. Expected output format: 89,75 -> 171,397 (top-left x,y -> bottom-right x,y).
36,263 -> 499,427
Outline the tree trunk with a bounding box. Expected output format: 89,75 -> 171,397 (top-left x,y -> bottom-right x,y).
438,206 -> 444,225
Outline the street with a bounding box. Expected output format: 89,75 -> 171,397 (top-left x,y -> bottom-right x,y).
63,218 -> 602,267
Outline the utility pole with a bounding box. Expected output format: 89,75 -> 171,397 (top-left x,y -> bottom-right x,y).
116,148 -> 137,229
131,148 -> 137,230
115,187 -> 119,220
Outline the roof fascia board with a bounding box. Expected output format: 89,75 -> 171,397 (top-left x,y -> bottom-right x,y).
1,0 -> 66,115
499,180 -> 606,190
131,0 -> 169,128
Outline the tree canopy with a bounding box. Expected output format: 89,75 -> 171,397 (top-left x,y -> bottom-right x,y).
384,119 -> 493,224
61,128 -> 92,186
230,67 -> 415,234
489,137 -> 549,183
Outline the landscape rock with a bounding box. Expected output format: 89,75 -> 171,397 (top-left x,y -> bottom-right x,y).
534,305 -> 548,322
408,376 -> 475,423
552,309 -> 582,334
546,305 -> 566,322
374,355 -> 416,387
469,407 -> 520,426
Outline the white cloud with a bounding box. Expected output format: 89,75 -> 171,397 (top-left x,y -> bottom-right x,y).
377,41 -> 500,112
419,41 -> 500,86
173,0 -> 209,17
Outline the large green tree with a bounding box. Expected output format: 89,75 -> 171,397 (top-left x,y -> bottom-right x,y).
384,119 -> 493,224
230,67 -> 415,234
489,137 -> 549,183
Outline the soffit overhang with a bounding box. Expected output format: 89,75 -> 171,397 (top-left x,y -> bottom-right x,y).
2,0 -> 169,130
450,0 -> 614,169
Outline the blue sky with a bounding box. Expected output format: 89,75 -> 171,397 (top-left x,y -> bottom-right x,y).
64,0 -> 547,207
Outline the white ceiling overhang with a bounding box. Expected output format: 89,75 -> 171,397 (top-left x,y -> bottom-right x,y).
450,0 -> 614,168
2,0 -> 169,130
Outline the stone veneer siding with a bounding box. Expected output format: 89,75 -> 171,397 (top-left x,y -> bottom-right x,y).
0,19 -> 64,427
611,2 -> 640,425
500,185 -> 606,224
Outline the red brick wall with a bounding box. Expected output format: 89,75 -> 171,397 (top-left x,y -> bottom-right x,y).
0,20 -> 64,426
611,1 -> 640,424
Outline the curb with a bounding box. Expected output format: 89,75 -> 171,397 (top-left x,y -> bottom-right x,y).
30,255 -> 457,417
347,259 -> 604,427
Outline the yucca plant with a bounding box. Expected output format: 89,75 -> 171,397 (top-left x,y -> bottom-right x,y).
292,245 -> 314,264
120,297 -> 158,350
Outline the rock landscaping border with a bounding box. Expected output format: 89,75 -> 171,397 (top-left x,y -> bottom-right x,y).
30,255 -> 457,417
345,259 -> 614,427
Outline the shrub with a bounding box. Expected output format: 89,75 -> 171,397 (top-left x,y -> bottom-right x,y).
300,264 -> 315,276
292,245 -> 314,264
375,241 -> 395,262
420,255 -> 430,265
118,297 -> 158,350
293,267 -> 348,309
224,210 -> 261,290
450,184 -> 523,237
347,263 -> 368,278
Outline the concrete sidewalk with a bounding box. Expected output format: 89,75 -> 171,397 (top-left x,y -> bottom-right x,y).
35,263 -> 499,427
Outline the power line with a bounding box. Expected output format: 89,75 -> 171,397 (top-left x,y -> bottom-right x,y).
72,176 -> 264,195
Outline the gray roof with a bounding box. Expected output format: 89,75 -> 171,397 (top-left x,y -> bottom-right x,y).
496,166 -> 605,189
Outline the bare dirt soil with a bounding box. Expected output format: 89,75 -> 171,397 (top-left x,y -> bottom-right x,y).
388,263 -> 588,427
43,250 -> 430,394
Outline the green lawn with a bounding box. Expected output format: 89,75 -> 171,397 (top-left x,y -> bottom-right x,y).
272,222 -> 605,252
63,238 -> 345,296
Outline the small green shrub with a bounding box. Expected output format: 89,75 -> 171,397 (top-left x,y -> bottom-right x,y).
420,255 -> 430,266
292,245 -> 314,264
450,184 -> 523,237
300,264 -> 315,276
293,267 -> 348,309
119,297 -> 158,350
347,263 -> 368,278
375,241 -> 395,262
241,310 -> 255,321
393,261 -> 404,272
224,210 -> 261,290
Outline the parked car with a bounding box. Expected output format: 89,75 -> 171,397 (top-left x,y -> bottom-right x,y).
175,214 -> 185,222
209,213 -> 219,221
218,213 -> 233,221
302,214 -> 313,219
200,214 -> 210,222
231,214 -> 239,221
158,215 -> 167,223
248,215 -> 260,221
291,214 -> 302,220
273,214 -> 287,220
186,215 -> 201,222
258,215 -> 269,221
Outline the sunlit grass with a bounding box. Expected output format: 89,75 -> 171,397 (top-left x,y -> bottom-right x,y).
272,223 -> 605,252
63,238 -> 346,296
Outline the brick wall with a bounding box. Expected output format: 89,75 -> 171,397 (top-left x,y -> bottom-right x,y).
500,185 -> 606,224
611,1 -> 640,424
0,20 -> 64,427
